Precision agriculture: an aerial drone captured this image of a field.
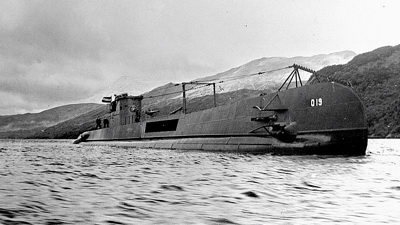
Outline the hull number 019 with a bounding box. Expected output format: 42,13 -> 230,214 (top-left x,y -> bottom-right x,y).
311,98 -> 323,107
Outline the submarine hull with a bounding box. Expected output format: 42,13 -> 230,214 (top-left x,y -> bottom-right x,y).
76,82 -> 368,155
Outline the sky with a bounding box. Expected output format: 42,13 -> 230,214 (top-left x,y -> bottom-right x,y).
1,0 -> 400,115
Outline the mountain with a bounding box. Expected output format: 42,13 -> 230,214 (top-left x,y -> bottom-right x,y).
0,103 -> 103,138
311,45 -> 400,137
0,51 -> 357,139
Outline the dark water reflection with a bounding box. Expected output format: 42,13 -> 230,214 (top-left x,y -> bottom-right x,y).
1,139 -> 399,224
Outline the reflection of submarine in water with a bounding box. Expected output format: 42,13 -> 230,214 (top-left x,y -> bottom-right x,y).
74,64 -> 368,155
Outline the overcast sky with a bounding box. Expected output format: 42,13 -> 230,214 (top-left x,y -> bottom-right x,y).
1,0 -> 399,115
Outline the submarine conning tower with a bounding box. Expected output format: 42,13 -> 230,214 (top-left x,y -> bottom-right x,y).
108,93 -> 144,127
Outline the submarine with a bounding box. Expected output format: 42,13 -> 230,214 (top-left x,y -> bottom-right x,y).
74,64 -> 368,155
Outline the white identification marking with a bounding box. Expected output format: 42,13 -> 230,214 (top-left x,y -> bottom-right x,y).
310,98 -> 323,107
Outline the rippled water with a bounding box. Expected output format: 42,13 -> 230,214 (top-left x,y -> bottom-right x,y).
0,139 -> 399,224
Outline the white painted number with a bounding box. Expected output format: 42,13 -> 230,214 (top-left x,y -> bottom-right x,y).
310,98 -> 323,107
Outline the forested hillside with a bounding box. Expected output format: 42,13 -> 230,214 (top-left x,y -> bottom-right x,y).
314,45 -> 400,137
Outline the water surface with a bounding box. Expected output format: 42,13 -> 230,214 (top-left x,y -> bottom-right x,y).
1,139 -> 399,224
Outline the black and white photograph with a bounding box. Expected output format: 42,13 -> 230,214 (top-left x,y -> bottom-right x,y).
1,0 -> 399,224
